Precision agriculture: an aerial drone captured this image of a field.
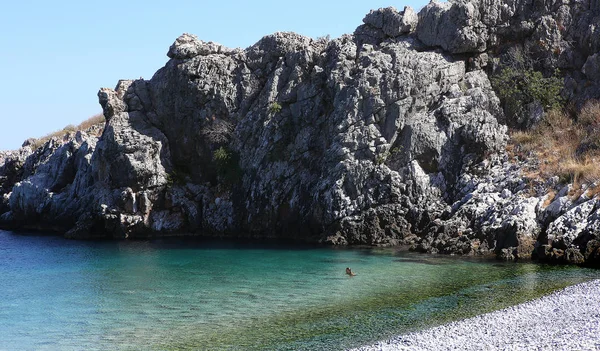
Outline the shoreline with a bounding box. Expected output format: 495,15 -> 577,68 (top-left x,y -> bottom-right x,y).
351,279 -> 600,351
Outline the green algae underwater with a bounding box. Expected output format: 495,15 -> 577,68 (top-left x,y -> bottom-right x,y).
0,230 -> 598,350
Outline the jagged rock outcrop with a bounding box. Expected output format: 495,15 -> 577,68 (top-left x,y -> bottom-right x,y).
1,0 -> 600,265
1,130 -> 99,232
0,147 -> 31,215
415,0 -> 600,128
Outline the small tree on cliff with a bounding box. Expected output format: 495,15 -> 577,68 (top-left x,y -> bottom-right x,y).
491,47 -> 564,128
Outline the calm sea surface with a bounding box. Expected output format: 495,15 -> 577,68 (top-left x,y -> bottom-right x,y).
0,230 -> 598,350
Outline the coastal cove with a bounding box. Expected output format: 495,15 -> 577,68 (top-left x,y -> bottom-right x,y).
3,0 -> 600,350
1,230 -> 598,350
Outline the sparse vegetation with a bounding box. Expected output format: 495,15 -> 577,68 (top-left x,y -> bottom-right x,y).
491,47 -> 564,126
166,165 -> 190,186
492,67 -> 564,122
508,102 -> 600,189
213,147 -> 231,165
577,99 -> 600,126
63,124 -> 77,132
212,146 -> 241,186
29,113 -> 105,150
375,146 -> 403,165
268,102 -> 282,114
316,34 -> 331,43
202,118 -> 233,144
391,146 -> 403,155
77,114 -> 105,131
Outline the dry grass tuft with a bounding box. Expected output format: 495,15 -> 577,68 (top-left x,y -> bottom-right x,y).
559,156 -> 600,184
578,99 -> 600,126
511,130 -> 537,145
508,103 -> 600,196
542,190 -> 557,208
29,113 -> 106,150
77,114 -> 105,131
544,108 -> 573,130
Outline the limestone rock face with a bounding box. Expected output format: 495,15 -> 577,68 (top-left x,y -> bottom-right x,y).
417,0 -> 489,54
533,198 -> 600,265
361,6 -> 418,38
1,133 -> 98,232
0,147 -> 32,215
1,0 -> 600,264
416,0 -> 600,106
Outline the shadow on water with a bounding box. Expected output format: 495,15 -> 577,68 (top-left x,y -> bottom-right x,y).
392,258 -> 447,265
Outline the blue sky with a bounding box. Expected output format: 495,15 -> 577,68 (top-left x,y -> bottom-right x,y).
0,0 -> 428,150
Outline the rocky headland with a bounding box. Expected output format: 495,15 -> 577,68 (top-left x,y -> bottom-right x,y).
1,0 -> 600,265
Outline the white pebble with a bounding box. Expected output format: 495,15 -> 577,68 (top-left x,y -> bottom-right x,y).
350,280 -> 600,351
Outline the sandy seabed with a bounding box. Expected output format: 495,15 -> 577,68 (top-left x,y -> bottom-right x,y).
352,279 -> 600,351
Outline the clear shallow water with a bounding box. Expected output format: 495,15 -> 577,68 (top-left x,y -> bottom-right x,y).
0,230 -> 598,351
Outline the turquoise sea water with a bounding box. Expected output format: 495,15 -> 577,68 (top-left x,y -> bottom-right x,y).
0,230 -> 598,351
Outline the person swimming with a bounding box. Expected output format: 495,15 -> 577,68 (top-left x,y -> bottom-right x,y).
346,267 -> 356,276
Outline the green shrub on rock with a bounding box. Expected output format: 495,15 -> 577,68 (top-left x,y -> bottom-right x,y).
213,147 -> 230,164
268,102 -> 282,114
491,47 -> 564,128
212,147 -> 241,186
492,67 -> 564,125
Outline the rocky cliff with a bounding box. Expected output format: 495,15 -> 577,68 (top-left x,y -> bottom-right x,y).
1,0 -> 600,265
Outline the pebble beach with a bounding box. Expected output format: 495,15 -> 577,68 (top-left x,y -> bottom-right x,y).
352,279 -> 600,351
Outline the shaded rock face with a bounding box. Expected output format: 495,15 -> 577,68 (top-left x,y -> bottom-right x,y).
0,131 -> 98,232
0,148 -> 31,215
1,1 -> 599,264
